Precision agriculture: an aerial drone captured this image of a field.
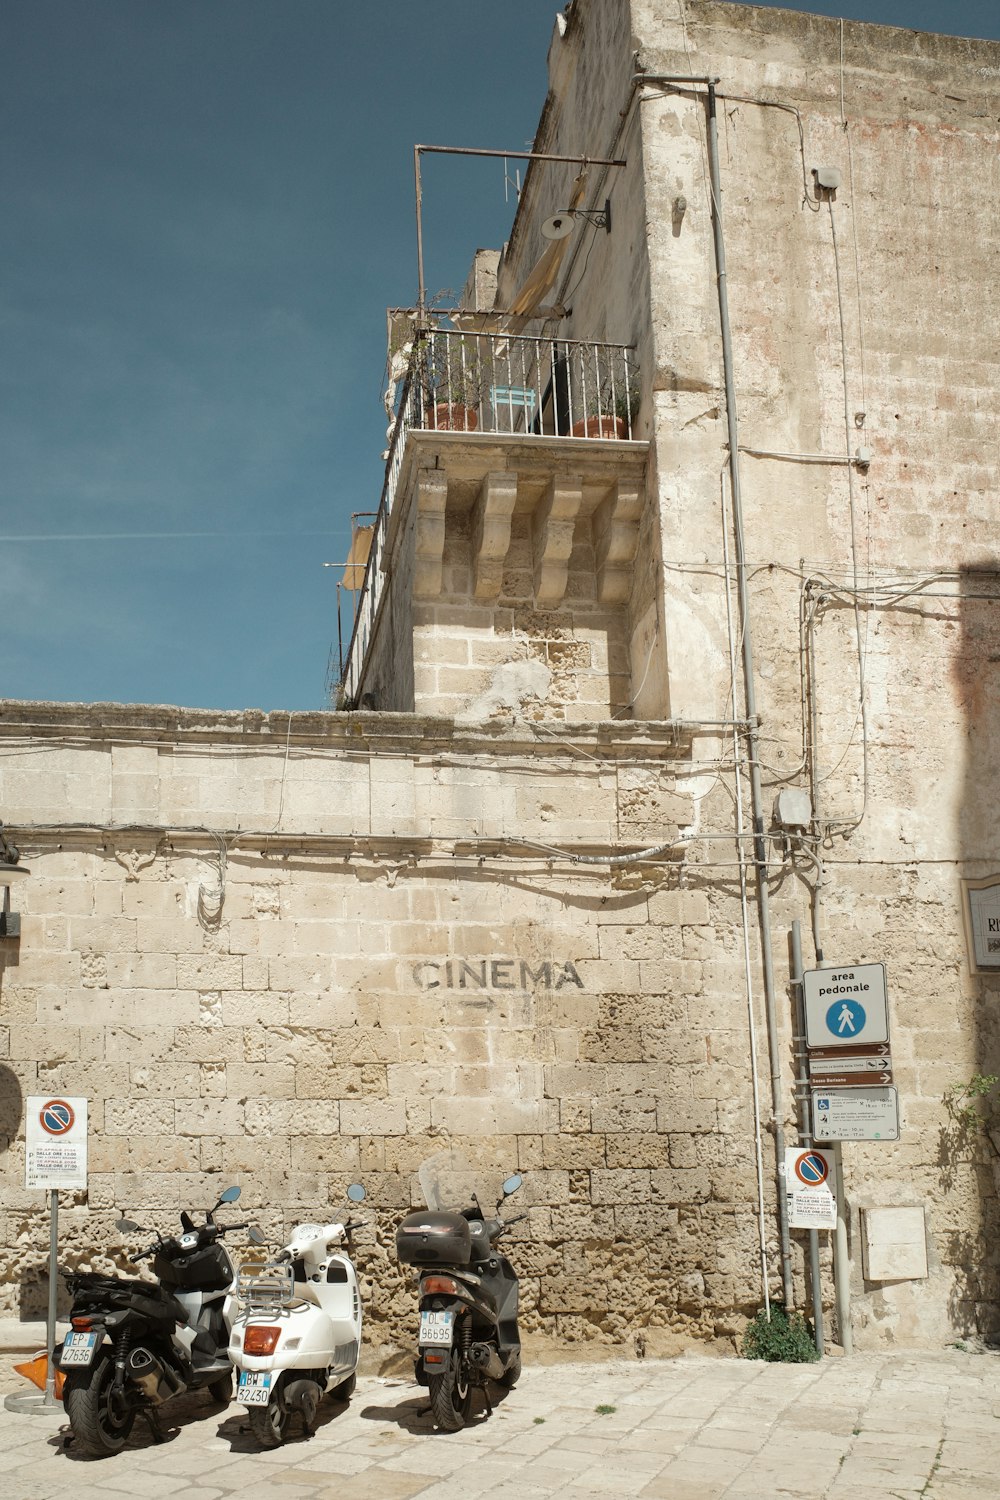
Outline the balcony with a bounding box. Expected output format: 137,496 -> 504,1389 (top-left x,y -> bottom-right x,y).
338,329 -> 649,715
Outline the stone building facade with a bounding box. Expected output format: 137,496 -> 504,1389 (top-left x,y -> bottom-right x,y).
3,1 -> 1000,1355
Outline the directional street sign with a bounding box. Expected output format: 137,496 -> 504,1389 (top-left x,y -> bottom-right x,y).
809,1049 -> 893,1088
812,1086 -> 899,1142
808,1043 -> 891,1062
804,963 -> 889,1050
809,1055 -> 892,1075
809,1067 -> 893,1088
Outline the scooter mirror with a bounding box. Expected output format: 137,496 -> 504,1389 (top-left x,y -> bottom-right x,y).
116,1219 -> 141,1234
217,1185 -> 241,1205
346,1183 -> 366,1203
501,1174 -> 523,1197
247,1226 -> 267,1246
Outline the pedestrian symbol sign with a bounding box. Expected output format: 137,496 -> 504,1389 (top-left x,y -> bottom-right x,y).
804,963 -> 889,1050
826,999 -> 866,1038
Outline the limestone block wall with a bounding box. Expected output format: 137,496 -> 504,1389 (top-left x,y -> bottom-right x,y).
495,0 -> 665,719
2,703 -> 783,1354
413,508 -> 631,721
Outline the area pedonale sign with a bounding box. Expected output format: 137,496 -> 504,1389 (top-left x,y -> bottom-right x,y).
803,963 -> 889,1049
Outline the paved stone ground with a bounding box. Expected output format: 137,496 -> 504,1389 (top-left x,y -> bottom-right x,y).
1,1349 -> 998,1500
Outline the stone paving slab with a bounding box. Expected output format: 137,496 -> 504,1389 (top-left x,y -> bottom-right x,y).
1,1349 -> 998,1499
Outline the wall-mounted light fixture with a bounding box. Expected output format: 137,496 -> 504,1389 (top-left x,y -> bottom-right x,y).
541,198 -> 612,240
0,823 -> 29,938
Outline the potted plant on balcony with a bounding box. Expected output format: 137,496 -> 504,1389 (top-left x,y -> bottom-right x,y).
570,359 -> 639,439
420,332 -> 490,432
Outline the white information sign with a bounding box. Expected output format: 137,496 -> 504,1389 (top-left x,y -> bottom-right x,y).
812,1087 -> 899,1143
25,1096 -> 88,1190
963,877 -> 1000,972
803,963 -> 889,1049
784,1148 -> 837,1229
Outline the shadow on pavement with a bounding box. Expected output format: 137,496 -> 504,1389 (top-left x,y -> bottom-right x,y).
48,1389 -> 231,1460
216,1393 -> 352,1452
360,1381 -> 511,1434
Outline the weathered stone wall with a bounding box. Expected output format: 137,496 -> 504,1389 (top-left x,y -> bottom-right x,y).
2,703 -> 778,1357
628,0 -> 1000,1343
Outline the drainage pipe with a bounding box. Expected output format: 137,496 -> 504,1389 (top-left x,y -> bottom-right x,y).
703,80 -> 796,1312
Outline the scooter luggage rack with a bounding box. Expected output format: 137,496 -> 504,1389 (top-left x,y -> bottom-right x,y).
238,1260 -> 296,1312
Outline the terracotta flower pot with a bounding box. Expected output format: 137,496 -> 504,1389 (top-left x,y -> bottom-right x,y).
432,402 -> 479,432
571,414 -> 626,439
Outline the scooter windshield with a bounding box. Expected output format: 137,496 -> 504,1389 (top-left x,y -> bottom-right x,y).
417,1149 -> 490,1213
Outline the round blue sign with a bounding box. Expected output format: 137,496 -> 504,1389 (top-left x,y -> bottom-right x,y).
795,1152 -> 829,1186
40,1099 -> 75,1136
825,998 -> 866,1038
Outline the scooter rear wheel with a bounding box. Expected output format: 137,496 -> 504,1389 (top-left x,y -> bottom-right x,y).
249,1394 -> 292,1447
429,1351 -> 473,1432
64,1355 -> 138,1458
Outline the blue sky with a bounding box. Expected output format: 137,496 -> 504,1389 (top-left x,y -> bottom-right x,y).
3,1 -> 998,712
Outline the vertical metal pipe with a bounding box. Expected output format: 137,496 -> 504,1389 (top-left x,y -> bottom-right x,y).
336,583 -> 344,686
834,1146 -> 853,1353
705,81 -> 795,1311
792,921 -> 825,1355
414,146 -> 426,320
45,1190 -> 59,1405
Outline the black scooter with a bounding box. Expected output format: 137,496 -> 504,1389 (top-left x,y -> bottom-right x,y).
396,1172 -> 526,1431
56,1185 -> 248,1457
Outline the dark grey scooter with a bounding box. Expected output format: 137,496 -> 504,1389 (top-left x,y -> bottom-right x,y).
396,1173 -> 526,1430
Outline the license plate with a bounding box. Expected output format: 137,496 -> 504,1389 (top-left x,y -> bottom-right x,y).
238,1370 -> 273,1407
419,1310 -> 454,1347
61,1332 -> 98,1367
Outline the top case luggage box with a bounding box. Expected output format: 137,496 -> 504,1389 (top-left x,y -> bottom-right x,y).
396,1210 -> 472,1267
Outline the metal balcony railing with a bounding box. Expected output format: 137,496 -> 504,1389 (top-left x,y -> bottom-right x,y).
337,331 -> 638,707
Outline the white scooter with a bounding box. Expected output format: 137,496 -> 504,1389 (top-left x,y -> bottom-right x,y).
228,1184 -> 366,1446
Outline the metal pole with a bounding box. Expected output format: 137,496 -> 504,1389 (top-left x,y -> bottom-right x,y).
414,145 -> 426,321
791,921 -> 825,1356
833,1143 -> 853,1354
704,80 -> 795,1312
44,1189 -> 59,1403
412,143 -> 627,313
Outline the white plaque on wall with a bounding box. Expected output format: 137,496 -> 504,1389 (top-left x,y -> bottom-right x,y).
963,877 -> 1000,972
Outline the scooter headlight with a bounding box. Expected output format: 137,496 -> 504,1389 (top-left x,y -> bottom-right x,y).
243,1325 -> 281,1356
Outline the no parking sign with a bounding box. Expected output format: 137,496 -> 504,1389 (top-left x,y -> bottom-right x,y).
784,1147 -> 836,1230
25,1095 -> 88,1190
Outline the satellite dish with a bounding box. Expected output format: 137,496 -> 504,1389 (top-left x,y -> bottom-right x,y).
541,214 -> 574,241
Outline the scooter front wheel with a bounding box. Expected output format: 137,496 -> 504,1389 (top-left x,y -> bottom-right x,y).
249,1394 -> 292,1447
428,1350 -> 473,1432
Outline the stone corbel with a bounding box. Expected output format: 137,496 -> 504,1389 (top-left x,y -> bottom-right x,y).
114,842 -> 162,882
531,475 -> 583,606
412,468 -> 449,599
471,471 -> 518,600
592,478 -> 643,603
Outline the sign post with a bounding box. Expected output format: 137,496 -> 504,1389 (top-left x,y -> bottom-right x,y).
5,1097 -> 88,1416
